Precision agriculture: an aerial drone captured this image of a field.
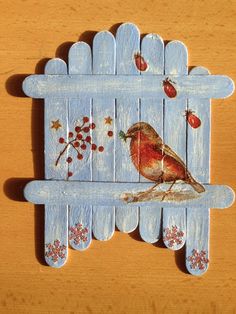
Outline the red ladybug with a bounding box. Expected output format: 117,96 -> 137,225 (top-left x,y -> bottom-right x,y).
185,110 -> 201,129
163,78 -> 177,98
134,53 -> 148,71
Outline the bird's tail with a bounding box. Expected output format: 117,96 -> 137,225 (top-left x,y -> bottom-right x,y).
186,173 -> 205,193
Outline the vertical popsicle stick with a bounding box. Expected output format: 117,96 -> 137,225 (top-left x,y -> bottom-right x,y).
162,41 -> 188,250
186,66 -> 210,275
67,42 -> 92,250
115,23 -> 140,233
44,58 -> 68,267
139,34 -> 164,243
92,31 -> 116,240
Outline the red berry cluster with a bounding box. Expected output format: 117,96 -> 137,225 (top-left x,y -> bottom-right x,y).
55,116 -> 104,179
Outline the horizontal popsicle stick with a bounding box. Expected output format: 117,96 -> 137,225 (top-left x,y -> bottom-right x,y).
23,74 -> 234,99
24,181 -> 234,209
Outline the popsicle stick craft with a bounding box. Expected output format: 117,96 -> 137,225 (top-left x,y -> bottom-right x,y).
23,23 -> 235,275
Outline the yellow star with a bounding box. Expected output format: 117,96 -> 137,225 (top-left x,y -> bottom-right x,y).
104,116 -> 113,125
51,119 -> 62,130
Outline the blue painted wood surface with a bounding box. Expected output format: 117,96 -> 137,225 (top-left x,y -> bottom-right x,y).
44,58 -> 68,267
67,42 -> 93,251
186,67 -> 211,275
23,74 -> 234,100
92,31 -> 116,241
22,22 -> 235,272
115,23 -> 139,233
162,41 -> 188,250
139,34 -> 164,243
24,181 -> 234,209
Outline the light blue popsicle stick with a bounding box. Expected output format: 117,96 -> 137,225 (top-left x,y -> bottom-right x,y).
67,42 -> 92,250
92,31 -> 116,241
25,181 -> 234,209
23,74 -> 234,100
162,41 -> 188,250
44,58 -> 68,267
115,23 -> 140,233
139,33 -> 164,243
186,66 -> 211,275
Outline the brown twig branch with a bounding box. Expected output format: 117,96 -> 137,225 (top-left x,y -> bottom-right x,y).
121,186 -> 200,203
55,139 -> 77,166
55,143 -> 70,166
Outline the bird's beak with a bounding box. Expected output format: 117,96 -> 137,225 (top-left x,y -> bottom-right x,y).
125,132 -> 133,140
118,130 -> 133,142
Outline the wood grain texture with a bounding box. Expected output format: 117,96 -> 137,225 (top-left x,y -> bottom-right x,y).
1,0 -> 236,312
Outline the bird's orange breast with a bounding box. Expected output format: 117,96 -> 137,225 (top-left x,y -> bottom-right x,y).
130,138 -> 164,181
130,134 -> 186,182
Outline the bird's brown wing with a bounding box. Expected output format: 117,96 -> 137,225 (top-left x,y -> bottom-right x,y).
159,143 -> 187,169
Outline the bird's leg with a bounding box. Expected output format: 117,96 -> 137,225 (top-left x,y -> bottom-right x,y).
161,180 -> 176,201
145,181 -> 162,194
136,173 -> 163,196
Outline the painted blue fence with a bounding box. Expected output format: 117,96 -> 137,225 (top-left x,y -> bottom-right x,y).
23,23 -> 234,275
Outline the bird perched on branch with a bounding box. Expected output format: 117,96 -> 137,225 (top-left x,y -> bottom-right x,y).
119,122 -> 205,199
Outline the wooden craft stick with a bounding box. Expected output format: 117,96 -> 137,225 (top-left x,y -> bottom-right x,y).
162,41 -> 188,250
139,33 -> 164,243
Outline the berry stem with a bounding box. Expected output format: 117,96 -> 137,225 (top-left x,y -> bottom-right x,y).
80,122 -> 85,129
55,138 -> 78,166
71,143 -> 80,154
55,142 -> 70,166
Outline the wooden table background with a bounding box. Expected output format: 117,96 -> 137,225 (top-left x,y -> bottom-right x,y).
0,0 -> 236,313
